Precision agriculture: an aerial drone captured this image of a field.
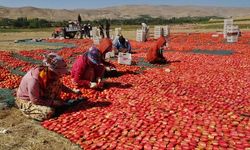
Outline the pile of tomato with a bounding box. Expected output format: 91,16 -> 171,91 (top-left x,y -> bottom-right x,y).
0,66 -> 21,88
0,51 -> 29,69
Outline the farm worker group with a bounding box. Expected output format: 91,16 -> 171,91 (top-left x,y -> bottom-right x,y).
16,35 -> 167,121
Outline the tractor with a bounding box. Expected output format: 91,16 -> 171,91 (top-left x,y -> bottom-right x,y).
52,21 -> 84,39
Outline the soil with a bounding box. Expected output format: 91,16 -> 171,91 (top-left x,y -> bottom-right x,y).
0,107 -> 82,150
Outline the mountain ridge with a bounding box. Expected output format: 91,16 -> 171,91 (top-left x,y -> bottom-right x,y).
0,5 -> 250,21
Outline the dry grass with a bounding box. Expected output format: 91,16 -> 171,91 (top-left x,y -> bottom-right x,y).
0,28 -> 233,52
0,108 -> 82,150
0,32 -> 62,51
0,22 -> 249,51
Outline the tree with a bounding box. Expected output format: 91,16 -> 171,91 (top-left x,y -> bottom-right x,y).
14,17 -> 28,27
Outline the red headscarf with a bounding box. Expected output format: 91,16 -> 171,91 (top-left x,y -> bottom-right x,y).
156,36 -> 166,49
146,36 -> 166,62
97,38 -> 112,55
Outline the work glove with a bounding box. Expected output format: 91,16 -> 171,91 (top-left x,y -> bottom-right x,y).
110,67 -> 116,71
53,100 -> 67,107
96,78 -> 104,88
97,78 -> 102,84
105,66 -> 111,71
106,66 -> 116,71
66,99 -> 83,106
66,99 -> 75,106
72,88 -> 81,94
90,82 -> 98,88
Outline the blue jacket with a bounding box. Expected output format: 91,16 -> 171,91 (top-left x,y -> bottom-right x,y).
113,38 -> 131,53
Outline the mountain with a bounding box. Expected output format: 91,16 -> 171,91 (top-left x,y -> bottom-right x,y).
0,5 -> 250,21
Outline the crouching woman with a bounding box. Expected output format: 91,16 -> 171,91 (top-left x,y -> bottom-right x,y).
146,36 -> 167,64
71,48 -> 105,89
16,53 -> 79,121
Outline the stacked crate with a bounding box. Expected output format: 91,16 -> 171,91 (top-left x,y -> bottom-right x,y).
223,19 -> 233,38
92,27 -> 98,37
226,25 -> 239,43
136,29 -> 146,42
154,26 -> 170,39
103,29 -> 112,38
92,27 -> 100,45
115,28 -> 122,36
224,19 -> 240,43
93,37 -> 100,45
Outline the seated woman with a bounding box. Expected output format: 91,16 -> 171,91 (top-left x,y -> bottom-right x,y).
146,36 -> 167,64
71,47 -> 105,89
16,53 -> 79,121
113,35 -> 132,53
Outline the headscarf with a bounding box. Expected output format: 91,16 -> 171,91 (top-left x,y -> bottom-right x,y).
87,47 -> 101,65
118,36 -> 126,47
97,38 -> 112,55
43,53 -> 69,75
146,36 -> 166,62
156,36 -> 166,49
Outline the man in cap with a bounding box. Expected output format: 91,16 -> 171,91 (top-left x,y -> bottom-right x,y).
141,22 -> 149,42
16,53 -> 80,121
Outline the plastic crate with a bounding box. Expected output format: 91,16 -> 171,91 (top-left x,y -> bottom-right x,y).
118,52 -> 132,65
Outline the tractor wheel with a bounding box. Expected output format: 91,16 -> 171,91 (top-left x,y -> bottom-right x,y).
68,32 -> 76,39
61,31 -> 66,39
76,31 -> 83,39
52,32 -> 56,38
80,31 -> 83,39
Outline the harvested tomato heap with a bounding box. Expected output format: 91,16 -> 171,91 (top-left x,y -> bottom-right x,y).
1,33 -> 250,149
0,66 -> 21,88
18,49 -> 47,60
0,51 -> 30,68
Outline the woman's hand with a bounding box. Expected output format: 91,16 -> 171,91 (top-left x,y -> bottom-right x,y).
90,82 -> 98,88
72,88 -> 81,94
53,100 -> 67,107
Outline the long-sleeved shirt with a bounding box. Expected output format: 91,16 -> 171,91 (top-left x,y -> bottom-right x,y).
146,36 -> 166,63
17,67 -> 68,107
71,53 -> 105,87
113,37 -> 131,53
146,44 -> 165,63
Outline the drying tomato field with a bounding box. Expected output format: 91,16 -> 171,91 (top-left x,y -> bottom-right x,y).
0,32 -> 249,149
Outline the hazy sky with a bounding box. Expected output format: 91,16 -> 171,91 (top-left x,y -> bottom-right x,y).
1,0 -> 250,9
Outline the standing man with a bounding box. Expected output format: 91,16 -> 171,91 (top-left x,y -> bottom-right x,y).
141,22 -> 149,42
105,19 -> 111,38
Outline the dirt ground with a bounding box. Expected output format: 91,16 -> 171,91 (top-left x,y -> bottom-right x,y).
0,107 -> 82,150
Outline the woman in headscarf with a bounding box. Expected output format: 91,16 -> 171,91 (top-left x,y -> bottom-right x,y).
97,38 -> 116,71
71,47 -> 105,89
146,36 -> 167,64
16,53 -> 79,121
